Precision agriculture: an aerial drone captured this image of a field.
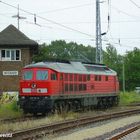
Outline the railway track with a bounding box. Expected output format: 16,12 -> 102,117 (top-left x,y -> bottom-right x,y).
109,123 -> 140,140
4,108 -> 140,140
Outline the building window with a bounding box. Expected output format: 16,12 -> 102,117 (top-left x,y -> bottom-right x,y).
0,49 -> 21,61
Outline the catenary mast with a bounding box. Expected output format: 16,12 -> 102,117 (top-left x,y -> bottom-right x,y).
96,0 -> 103,63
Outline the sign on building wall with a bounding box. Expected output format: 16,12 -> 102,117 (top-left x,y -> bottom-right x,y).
2,71 -> 18,76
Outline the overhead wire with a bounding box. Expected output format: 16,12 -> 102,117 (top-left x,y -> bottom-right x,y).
104,36 -> 138,49
101,0 -> 140,50
24,20 -> 140,25
1,1 -> 140,30
112,5 -> 140,19
38,3 -> 94,14
0,0 -> 94,38
109,2 -> 140,48
129,0 -> 140,9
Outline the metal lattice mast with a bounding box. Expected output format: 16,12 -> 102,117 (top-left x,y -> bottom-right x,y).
12,5 -> 26,30
96,0 -> 103,63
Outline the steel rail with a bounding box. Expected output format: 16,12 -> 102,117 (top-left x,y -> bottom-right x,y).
109,124 -> 140,140
8,109 -> 140,140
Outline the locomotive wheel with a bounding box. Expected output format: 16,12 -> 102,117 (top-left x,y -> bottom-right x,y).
23,109 -> 28,114
42,112 -> 46,116
53,102 -> 59,114
97,99 -> 102,109
64,103 -> 69,113
114,96 -> 119,106
59,102 -> 65,113
33,112 -> 37,116
101,99 -> 105,109
76,101 -> 81,111
53,101 -> 66,114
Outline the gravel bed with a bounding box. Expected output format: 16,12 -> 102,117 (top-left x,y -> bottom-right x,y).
85,122 -> 140,140
46,114 -> 140,140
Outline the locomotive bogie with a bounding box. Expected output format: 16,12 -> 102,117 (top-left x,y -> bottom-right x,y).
19,96 -> 53,114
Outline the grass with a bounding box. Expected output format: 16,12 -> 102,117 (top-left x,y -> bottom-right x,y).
119,91 -> 140,106
0,100 -> 23,119
0,92 -> 22,119
0,111 -> 79,133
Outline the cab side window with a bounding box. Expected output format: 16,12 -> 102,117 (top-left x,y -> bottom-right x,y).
51,72 -> 57,80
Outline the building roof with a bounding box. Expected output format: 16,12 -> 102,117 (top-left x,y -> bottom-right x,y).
24,61 -> 117,76
0,24 -> 38,47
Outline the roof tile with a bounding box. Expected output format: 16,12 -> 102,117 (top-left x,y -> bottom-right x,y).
0,24 -> 38,46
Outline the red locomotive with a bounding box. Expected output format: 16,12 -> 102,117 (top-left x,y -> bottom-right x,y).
19,61 -> 119,115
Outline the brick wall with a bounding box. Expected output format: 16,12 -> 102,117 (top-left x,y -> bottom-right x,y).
0,47 -> 32,91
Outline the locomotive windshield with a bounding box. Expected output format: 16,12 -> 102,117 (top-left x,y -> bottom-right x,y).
36,70 -> 48,80
23,70 -> 33,80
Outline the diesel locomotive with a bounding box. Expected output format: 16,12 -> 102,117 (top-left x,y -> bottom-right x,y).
19,61 -> 119,115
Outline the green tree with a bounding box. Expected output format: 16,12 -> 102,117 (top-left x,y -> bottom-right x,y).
33,40 -> 96,62
124,47 -> 140,90
103,44 -> 123,88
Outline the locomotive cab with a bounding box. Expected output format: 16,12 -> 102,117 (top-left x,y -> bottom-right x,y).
21,68 -> 49,95
19,67 -> 58,114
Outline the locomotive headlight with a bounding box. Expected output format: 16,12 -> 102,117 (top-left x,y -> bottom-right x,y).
37,88 -> 48,93
31,83 -> 37,88
22,88 -> 31,93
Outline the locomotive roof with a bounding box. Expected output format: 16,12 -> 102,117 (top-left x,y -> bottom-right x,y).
24,61 -> 117,75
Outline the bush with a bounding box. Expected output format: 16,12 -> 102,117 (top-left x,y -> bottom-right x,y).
119,91 -> 140,105
0,100 -> 22,119
11,100 -> 20,111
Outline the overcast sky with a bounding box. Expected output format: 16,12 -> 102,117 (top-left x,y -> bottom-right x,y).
0,0 -> 140,54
